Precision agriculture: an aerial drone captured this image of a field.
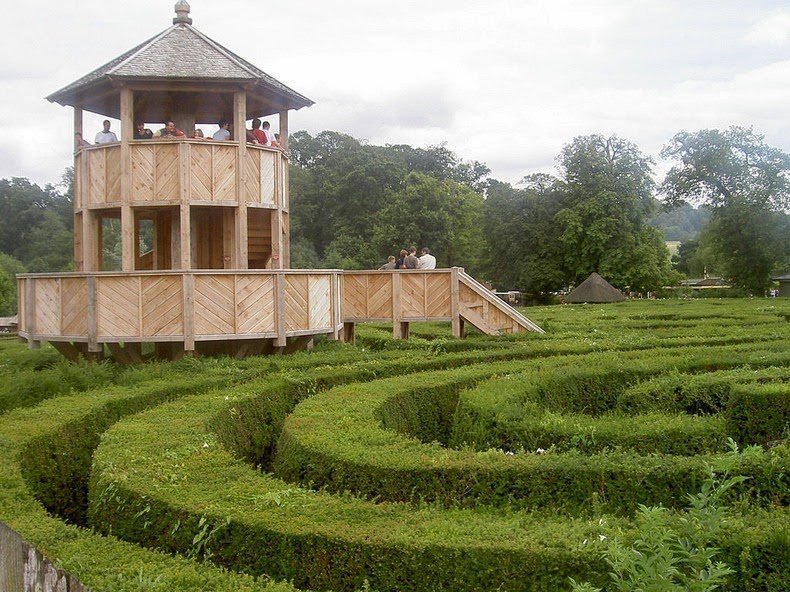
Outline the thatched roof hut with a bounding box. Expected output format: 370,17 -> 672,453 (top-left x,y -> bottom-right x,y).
564,272 -> 625,303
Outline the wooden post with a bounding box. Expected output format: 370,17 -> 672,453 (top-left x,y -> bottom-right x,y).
279,110 -> 289,150
234,91 -> 249,269
120,87 -> 135,271
392,272 -> 403,339
451,267 -> 462,338
329,272 -> 340,340
24,278 -> 38,349
179,142 -> 191,269
275,273 -> 286,347
271,209 -> 283,270
86,276 -> 100,352
182,273 -> 195,352
342,322 -> 355,344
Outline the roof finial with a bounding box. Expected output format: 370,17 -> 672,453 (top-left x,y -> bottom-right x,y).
173,0 -> 192,25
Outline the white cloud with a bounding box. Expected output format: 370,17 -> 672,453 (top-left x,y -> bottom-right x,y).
1,0 -> 788,188
744,9 -> 790,46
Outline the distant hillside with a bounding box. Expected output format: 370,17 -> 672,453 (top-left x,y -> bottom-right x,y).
650,202 -> 711,242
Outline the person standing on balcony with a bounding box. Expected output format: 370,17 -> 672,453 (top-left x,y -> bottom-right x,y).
262,121 -> 280,148
212,120 -> 231,141
156,120 -> 185,138
418,247 -> 436,269
95,120 -> 118,144
134,122 -> 153,139
249,118 -> 267,144
404,247 -> 420,269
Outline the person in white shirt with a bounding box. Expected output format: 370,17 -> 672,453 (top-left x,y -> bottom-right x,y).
262,121 -> 280,148
418,247 -> 436,269
95,120 -> 118,144
212,120 -> 231,141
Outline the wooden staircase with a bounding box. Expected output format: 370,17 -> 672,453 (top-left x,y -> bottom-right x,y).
457,269 -> 544,335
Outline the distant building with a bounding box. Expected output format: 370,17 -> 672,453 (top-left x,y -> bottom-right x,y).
564,273 -> 625,303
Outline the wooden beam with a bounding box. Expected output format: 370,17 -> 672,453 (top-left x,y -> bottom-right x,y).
179,142 -> 191,269
50,341 -> 83,362
279,110 -> 289,150
271,209 -> 283,269
342,321 -> 355,345
392,272 -> 403,339
234,91 -> 249,269
86,276 -> 100,352
451,267 -> 461,337
24,278 -> 37,349
120,88 -> 134,271
275,273 -> 286,347
182,273 -> 195,351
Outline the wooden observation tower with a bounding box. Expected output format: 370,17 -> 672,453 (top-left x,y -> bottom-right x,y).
17,2 -> 543,361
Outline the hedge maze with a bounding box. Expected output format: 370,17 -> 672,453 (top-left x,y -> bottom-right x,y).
0,299 -> 787,591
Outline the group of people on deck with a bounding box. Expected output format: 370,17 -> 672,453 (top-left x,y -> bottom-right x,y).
78,118 -> 281,149
379,247 -> 436,270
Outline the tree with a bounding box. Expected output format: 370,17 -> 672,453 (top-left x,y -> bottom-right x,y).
661,127 -> 790,293
553,135 -> 674,291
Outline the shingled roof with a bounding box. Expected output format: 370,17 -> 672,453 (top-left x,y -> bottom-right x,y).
564,272 -> 625,303
47,3 -> 313,118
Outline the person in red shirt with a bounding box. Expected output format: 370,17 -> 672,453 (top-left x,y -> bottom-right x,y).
156,120 -> 185,138
249,118 -> 267,144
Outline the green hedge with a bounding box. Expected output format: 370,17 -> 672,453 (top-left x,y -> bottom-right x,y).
88,373 -> 612,592
273,345 -> 789,514
0,372 -> 299,591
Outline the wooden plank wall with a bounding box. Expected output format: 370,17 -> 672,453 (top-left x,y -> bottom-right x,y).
17,271 -> 340,347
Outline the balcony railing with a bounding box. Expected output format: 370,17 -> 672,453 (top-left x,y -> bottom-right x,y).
73,141 -> 288,209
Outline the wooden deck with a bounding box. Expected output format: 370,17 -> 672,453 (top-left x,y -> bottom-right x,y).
17,268 -> 542,360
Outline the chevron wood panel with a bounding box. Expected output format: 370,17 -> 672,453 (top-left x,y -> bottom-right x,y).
460,283 -> 481,306
367,274 -> 393,318
61,278 -> 88,336
105,145 -> 121,201
236,275 -> 275,334
426,273 -> 452,317
261,151 -> 276,204
308,275 -> 331,329
213,146 -> 236,201
401,274 -> 426,318
194,275 -> 235,335
97,277 -> 140,337
285,274 -> 309,331
155,144 -> 180,201
34,279 -> 60,335
142,276 -> 183,336
342,274 -> 367,318
191,146 -> 212,201
88,150 -> 105,205
243,151 -> 261,203
131,145 -> 155,201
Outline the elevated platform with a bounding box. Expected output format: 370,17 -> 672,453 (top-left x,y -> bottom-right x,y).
17,268 -> 542,360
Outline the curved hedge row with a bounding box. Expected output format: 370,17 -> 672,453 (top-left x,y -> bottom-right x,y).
0,373 -> 299,592
88,370 -> 614,592
273,343 -> 789,513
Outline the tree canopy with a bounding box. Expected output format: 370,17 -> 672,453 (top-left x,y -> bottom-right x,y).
661,127 -> 790,293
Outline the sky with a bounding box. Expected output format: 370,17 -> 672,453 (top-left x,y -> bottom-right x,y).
1,0 -> 788,188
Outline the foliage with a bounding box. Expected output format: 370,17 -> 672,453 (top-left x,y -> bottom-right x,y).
570,460 -> 747,592
289,131 -> 488,270
661,127 -> 790,292
0,177 -> 72,272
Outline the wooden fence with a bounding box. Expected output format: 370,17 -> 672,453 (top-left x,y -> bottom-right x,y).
18,270 -> 343,353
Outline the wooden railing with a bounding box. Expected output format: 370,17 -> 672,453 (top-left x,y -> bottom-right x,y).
73,141 -> 287,209
18,270 -> 343,352
342,268 -> 544,339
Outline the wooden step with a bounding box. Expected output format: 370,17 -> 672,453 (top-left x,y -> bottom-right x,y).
459,305 -> 501,336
